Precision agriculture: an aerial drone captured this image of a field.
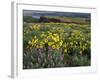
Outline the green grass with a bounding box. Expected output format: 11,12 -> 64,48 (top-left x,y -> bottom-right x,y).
23,22 -> 91,69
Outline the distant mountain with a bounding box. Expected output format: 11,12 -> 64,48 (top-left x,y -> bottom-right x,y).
23,10 -> 91,24
23,10 -> 91,19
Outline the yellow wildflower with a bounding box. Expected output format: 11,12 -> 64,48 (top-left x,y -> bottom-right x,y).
52,45 -> 56,49
36,45 -> 40,48
48,42 -> 53,46
56,45 -> 60,50
64,49 -> 67,52
59,40 -> 63,46
40,41 -> 44,45
31,39 -> 38,46
53,33 -> 57,36
44,39 -> 48,43
41,33 -> 45,37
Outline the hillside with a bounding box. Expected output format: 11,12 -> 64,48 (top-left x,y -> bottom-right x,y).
40,16 -> 90,24
23,16 -> 90,24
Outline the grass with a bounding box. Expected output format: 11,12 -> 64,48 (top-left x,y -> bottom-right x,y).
23,22 -> 91,69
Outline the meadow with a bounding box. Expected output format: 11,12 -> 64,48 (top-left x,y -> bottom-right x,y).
23,21 -> 91,69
